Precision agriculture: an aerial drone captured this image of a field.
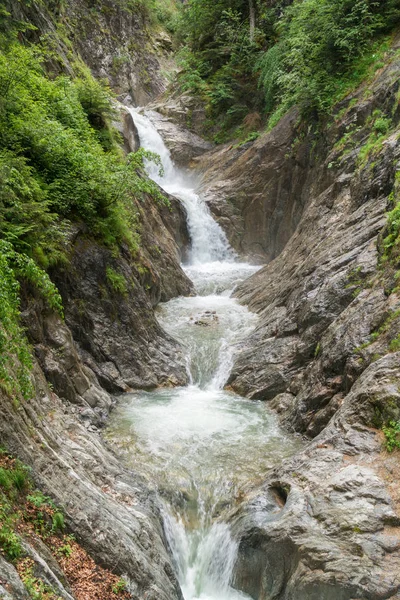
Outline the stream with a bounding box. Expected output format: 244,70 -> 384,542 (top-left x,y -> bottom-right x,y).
106,109 -> 301,600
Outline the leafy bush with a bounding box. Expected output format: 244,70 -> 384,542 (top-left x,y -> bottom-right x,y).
176,0 -> 400,135
257,0 -> 399,119
112,578 -> 128,594
10,467 -> 29,492
0,525 -> 22,560
0,467 -> 12,490
383,420 -> 400,452
27,491 -> 56,510
52,512 -> 65,533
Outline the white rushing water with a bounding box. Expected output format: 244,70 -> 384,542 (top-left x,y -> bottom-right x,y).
107,109 -> 301,600
128,108 -> 235,265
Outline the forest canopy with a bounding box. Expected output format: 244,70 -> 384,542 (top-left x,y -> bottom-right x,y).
174,0 -> 400,139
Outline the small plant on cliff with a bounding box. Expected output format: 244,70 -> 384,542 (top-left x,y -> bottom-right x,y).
383,420 -> 400,452
0,525 -> 23,560
112,578 -> 128,594
51,512 -> 65,534
106,267 -> 128,296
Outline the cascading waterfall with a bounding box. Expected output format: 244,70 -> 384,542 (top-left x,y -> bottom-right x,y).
107,109 -> 301,600
128,108 -> 235,265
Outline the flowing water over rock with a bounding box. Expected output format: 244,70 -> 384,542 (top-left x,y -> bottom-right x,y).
107,110 -> 302,600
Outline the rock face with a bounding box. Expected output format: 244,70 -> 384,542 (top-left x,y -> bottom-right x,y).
197,108 -> 311,263
230,355 -> 400,600
190,39 -> 400,600
6,0 -> 171,103
143,109 -> 214,167
2,137 -> 192,598
228,46 -> 400,434
19,181 -> 193,406
0,133 -> 193,599
0,366 -> 184,600
150,94 -> 210,137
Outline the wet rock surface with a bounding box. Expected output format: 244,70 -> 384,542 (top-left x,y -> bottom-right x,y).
21,183 -> 193,403
196,108 -> 311,263
209,43 -> 400,600
0,367 -> 183,600
230,355 -> 400,600
149,94 -> 210,137
143,109 -> 214,167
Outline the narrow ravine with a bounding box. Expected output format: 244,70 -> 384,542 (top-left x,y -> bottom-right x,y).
106,111 -> 302,600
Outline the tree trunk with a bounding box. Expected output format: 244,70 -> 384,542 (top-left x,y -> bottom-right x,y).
249,0 -> 255,42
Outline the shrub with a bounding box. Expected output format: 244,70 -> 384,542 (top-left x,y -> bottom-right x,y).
52,512 -> 65,533
374,117 -> 391,135
383,420 -> 400,452
0,525 -> 23,560
106,267 -> 128,295
257,0 -> 398,118
27,491 -> 56,510
112,578 -> 127,594
0,467 -> 12,491
10,467 -> 29,493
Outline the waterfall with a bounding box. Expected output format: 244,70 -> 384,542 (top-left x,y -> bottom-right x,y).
127,108 -> 235,265
107,108 -> 300,600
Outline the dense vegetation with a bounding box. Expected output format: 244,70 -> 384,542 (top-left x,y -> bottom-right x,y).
174,0 -> 400,140
0,2 -> 167,402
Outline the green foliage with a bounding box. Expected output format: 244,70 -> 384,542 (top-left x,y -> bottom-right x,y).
0,455 -> 66,566
0,27 -> 173,393
382,172 -> 400,258
0,467 -> 12,490
0,240 -> 63,401
57,541 -> 73,558
176,0 -> 400,136
389,334 -> 400,352
112,578 -> 128,594
20,562 -> 59,599
256,44 -> 282,114
0,245 -> 34,401
374,116 -> 391,135
27,491 -> 56,510
355,110 -> 393,167
51,512 -> 65,533
0,524 -> 23,560
258,0 -> 398,120
10,467 -> 29,492
106,267 -> 128,296
175,1 -> 264,137
383,420 -> 400,452
232,130 -> 260,148
0,40 -> 167,254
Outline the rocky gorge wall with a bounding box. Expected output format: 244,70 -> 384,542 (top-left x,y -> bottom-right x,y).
0,2 -> 197,597
191,33 -> 400,600
0,183 -> 191,599
5,0 -> 174,104
1,1 -> 400,598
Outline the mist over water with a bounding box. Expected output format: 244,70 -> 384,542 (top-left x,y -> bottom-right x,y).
107,109 -> 301,600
